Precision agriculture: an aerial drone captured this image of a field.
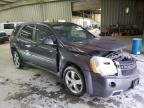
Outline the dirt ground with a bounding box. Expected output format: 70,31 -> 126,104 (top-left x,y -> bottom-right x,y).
0,42 -> 144,108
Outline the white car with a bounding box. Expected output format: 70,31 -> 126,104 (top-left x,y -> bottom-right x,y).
0,22 -> 23,36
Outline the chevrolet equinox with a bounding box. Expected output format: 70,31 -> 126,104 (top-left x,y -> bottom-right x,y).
10,22 -> 139,97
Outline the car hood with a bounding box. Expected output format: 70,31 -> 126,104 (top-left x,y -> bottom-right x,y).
65,37 -> 127,54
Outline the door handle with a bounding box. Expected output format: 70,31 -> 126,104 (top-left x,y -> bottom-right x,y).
49,50 -> 54,53
25,44 -> 36,48
25,44 -> 32,48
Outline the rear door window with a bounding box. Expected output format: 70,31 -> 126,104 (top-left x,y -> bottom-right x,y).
20,25 -> 34,40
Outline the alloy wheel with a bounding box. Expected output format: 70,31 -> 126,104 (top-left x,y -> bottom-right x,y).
65,70 -> 83,94
13,51 -> 20,68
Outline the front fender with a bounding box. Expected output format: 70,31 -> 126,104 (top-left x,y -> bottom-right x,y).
58,49 -> 96,95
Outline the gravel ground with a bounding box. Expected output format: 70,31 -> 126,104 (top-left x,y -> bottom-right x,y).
0,43 -> 144,108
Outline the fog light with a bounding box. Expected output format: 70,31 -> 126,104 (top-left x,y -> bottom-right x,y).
110,82 -> 116,88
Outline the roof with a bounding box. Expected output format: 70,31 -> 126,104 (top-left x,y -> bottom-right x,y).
17,22 -> 77,27
43,22 -> 77,26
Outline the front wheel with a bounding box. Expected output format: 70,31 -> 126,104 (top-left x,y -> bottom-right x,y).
63,66 -> 86,96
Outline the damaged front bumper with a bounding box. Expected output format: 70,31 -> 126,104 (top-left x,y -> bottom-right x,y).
89,71 -> 139,97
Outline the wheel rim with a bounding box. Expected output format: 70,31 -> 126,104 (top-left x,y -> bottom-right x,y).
13,52 -> 20,68
65,70 -> 83,94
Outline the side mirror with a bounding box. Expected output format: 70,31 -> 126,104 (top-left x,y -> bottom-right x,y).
43,37 -> 56,46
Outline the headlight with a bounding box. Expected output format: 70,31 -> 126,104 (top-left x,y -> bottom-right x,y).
90,57 -> 97,73
90,56 -> 118,76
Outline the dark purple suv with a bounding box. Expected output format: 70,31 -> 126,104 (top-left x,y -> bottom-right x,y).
10,22 -> 139,97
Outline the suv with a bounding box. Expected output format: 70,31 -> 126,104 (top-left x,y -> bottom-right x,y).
10,22 -> 139,97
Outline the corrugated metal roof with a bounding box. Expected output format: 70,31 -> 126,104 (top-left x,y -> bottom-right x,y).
0,1 -> 72,22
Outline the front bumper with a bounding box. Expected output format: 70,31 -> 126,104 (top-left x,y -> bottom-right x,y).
87,71 -> 139,97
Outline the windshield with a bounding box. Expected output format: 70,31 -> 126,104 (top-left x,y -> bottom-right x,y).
52,24 -> 96,43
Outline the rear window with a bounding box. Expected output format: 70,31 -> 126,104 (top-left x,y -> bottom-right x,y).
4,24 -> 14,29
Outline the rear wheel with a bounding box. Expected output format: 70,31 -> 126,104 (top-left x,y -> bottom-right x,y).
12,50 -> 24,69
63,66 -> 86,96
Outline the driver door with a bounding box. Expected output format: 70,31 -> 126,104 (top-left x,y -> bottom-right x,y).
31,24 -> 57,72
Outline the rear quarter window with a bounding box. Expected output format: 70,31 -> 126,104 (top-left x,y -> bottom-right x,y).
19,25 -> 34,40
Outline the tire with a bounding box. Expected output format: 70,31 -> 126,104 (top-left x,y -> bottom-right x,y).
63,66 -> 86,96
12,50 -> 24,69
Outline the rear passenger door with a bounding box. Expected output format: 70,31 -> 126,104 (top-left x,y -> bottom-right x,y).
17,24 -> 36,62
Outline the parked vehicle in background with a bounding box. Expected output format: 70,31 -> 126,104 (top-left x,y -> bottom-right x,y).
88,27 -> 101,37
0,22 -> 23,36
10,22 -> 139,97
0,31 -> 8,43
86,25 -> 101,37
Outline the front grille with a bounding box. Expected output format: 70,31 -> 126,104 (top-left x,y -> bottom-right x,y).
120,63 -> 136,70
120,62 -> 136,76
121,68 -> 136,76
105,50 -> 137,76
